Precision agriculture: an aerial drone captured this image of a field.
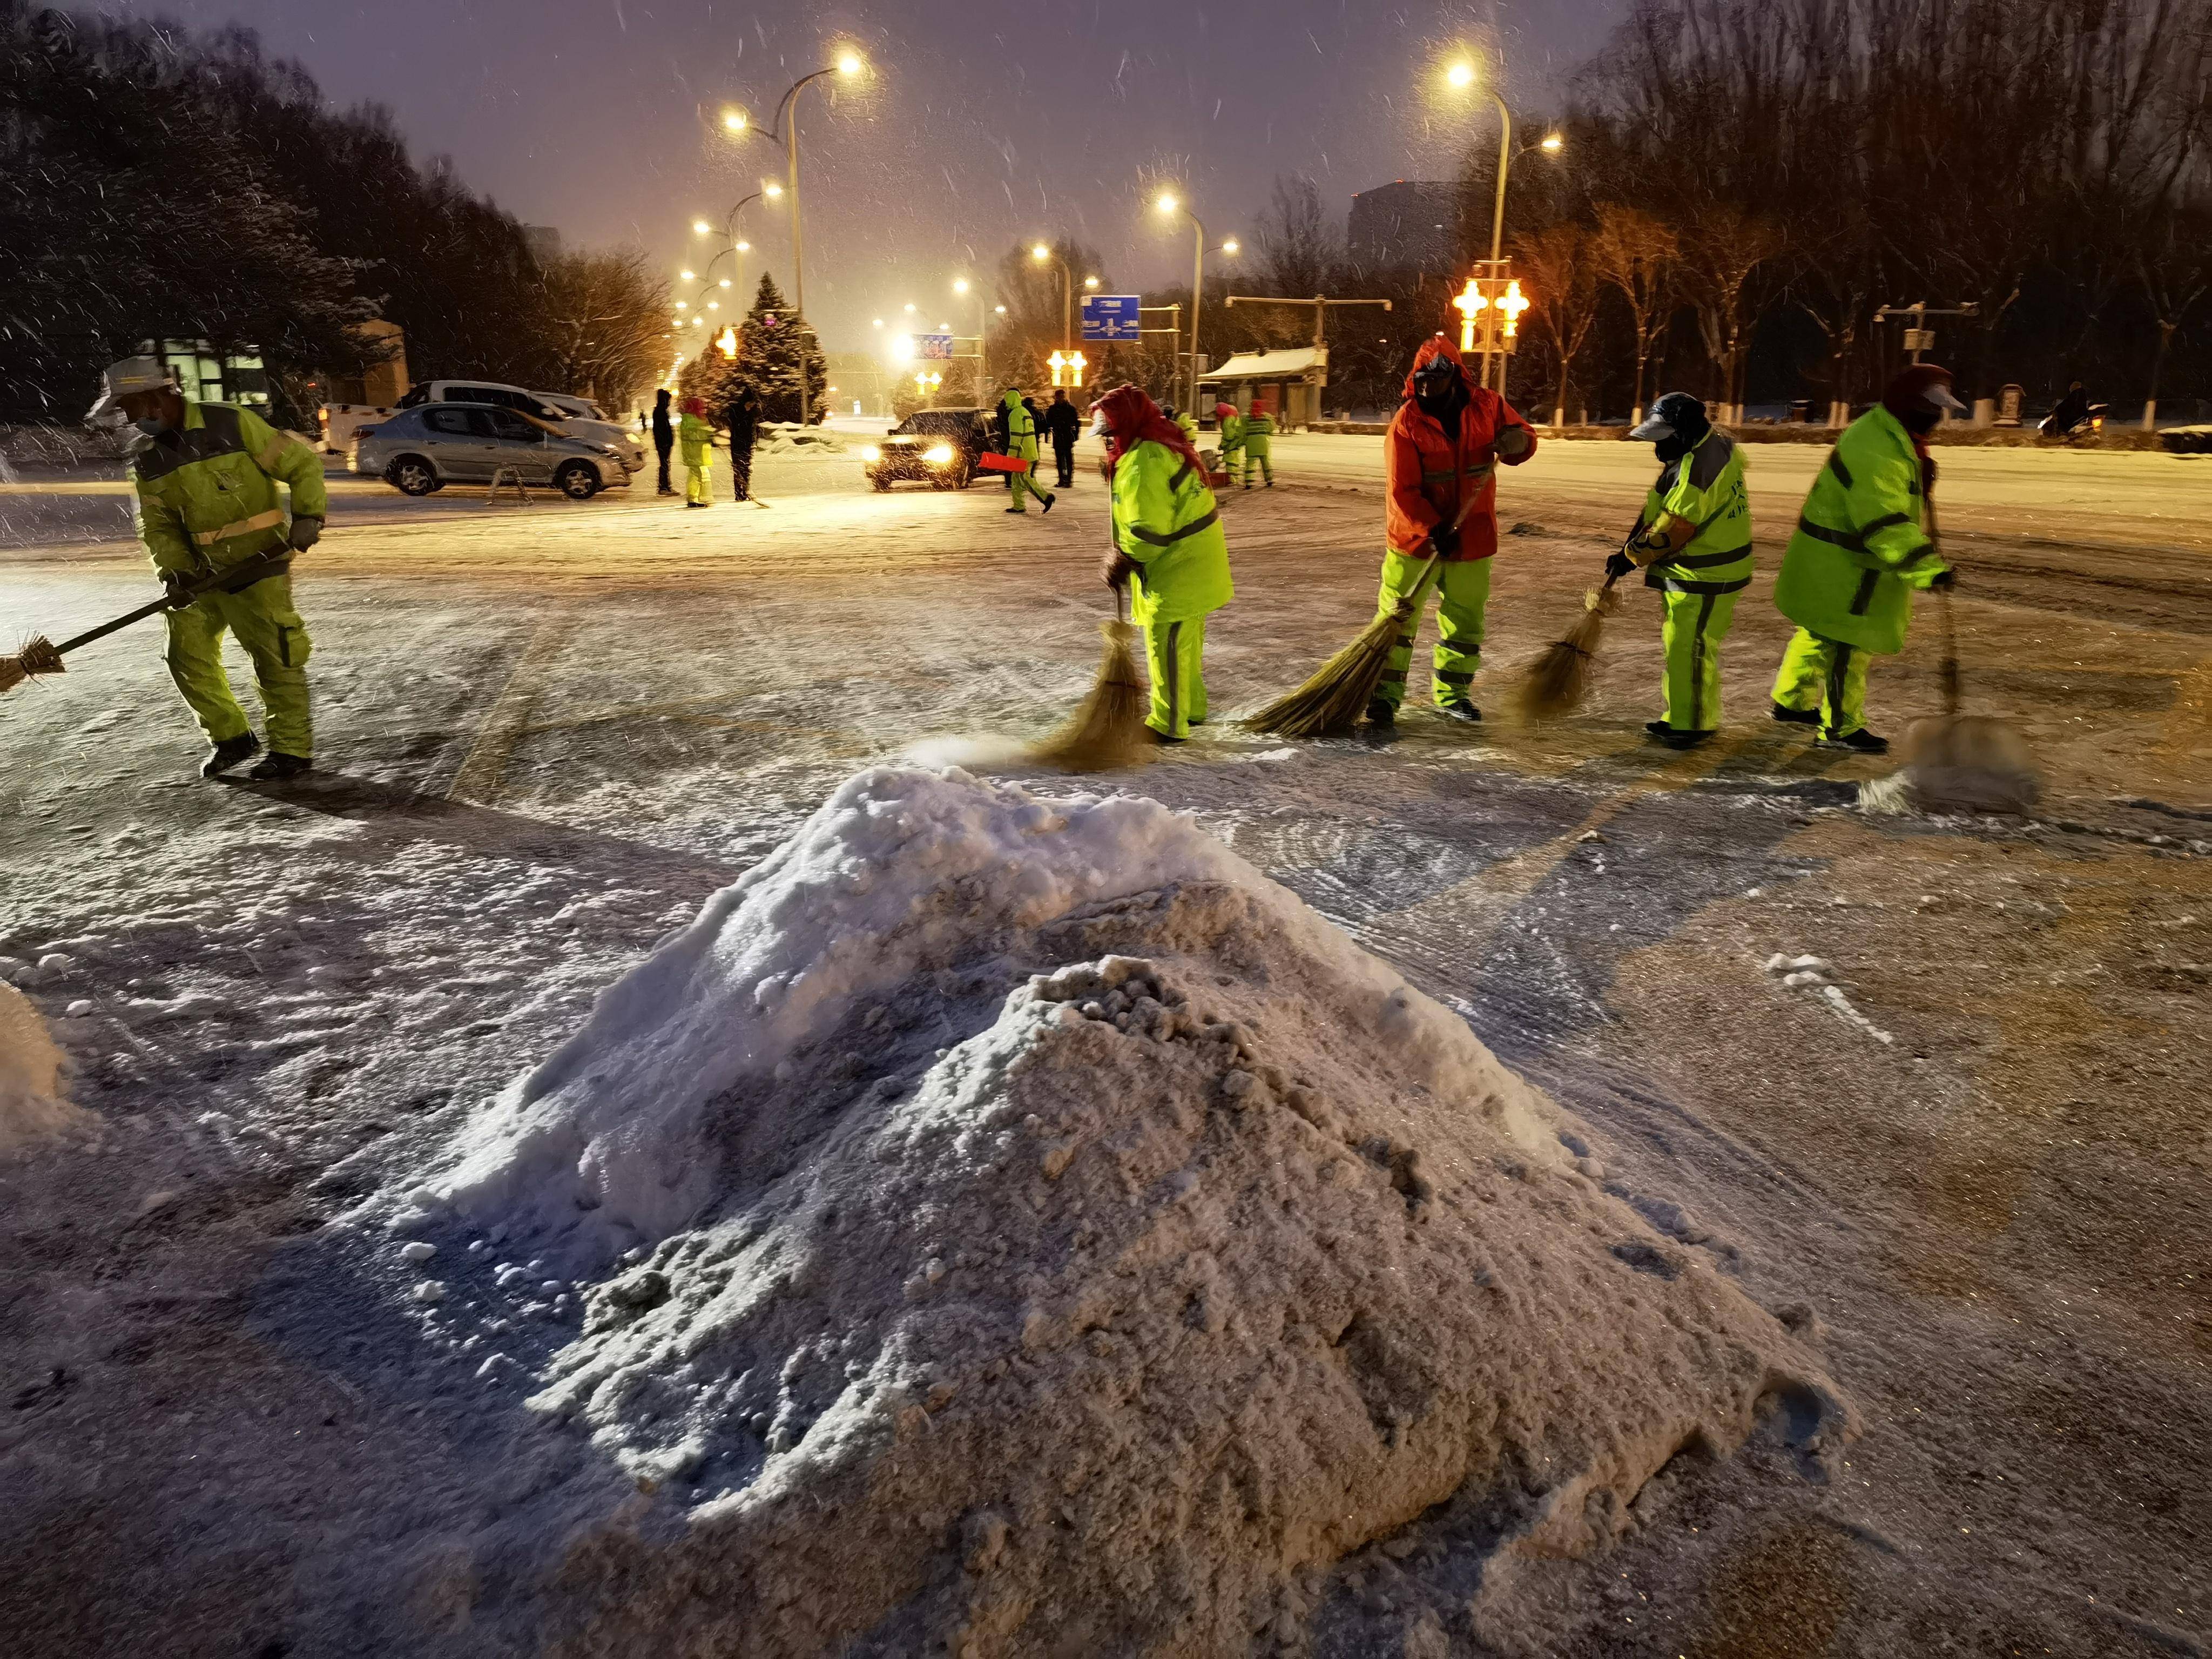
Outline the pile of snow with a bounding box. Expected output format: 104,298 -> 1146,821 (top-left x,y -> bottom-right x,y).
390,768 -> 1850,1654
756,421 -> 845,455
0,982 -> 87,1154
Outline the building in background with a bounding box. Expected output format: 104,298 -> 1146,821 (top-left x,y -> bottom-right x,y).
1346,181 -> 1456,274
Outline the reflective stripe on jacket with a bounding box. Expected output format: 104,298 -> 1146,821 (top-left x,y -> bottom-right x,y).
132,401 -> 326,578
1634,429 -> 1753,595
1773,406 -> 1947,656
1113,439 -> 1232,625
1382,388 -> 1534,561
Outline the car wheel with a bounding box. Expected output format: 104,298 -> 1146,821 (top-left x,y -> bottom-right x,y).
554,461 -> 599,499
387,456 -> 436,496
953,466 -> 975,489
869,472 -> 891,492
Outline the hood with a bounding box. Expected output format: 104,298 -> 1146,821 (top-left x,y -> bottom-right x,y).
1215,402 -> 1238,421
1402,334 -> 1478,402
1096,383 -> 1205,479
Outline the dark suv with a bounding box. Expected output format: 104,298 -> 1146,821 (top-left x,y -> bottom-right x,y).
861,408 -> 997,490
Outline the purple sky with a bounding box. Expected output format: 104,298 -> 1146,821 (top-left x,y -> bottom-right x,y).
95,0 -> 1622,350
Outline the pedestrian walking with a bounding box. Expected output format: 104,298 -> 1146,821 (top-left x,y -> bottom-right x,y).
996,385 -> 1056,514
652,388 -> 676,496
724,386 -> 760,503
90,356 -> 327,780
1044,387 -> 1081,487
1241,401 -> 1275,488
1095,385 -> 1232,743
1606,392 -> 1753,749
1768,365 -> 1963,752
1368,335 -> 1537,726
678,396 -> 713,507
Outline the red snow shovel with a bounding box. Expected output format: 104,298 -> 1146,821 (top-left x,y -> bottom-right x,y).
978,451 -> 1033,475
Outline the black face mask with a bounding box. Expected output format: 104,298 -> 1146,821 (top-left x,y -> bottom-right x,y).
1900,406 -> 1941,436
1414,372 -> 1467,437
1653,430 -> 1690,463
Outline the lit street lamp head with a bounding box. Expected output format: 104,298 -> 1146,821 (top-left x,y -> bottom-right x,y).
736,240 -> 751,253
764,181 -> 783,199
1031,244 -> 1050,262
722,109 -> 747,132
954,278 -> 970,294
691,219 -> 711,236
837,53 -> 862,75
719,277 -> 732,288
679,268 -> 695,280
1084,275 -> 1099,288
1541,132 -> 1564,152
1155,193 -> 1178,215
1223,238 -> 1239,255
1447,62 -> 1476,87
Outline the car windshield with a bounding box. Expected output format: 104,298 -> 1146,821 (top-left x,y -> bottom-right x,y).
896,412 -> 972,437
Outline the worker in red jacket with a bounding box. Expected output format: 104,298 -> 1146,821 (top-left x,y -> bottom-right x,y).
1370,334 -> 1537,725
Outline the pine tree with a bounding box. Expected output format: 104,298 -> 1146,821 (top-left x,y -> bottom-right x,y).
727,273 -> 827,424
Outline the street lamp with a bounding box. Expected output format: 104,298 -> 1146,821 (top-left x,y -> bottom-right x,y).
1156,193 -> 1238,413
720,52 -> 868,423
679,268 -> 696,281
1031,241 -> 1078,353
955,276 -> 990,381
1442,54 -> 1541,393
691,219 -> 712,237
696,190 -> 772,311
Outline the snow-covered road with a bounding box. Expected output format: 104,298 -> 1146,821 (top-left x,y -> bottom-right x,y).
3,440 -> 2208,1656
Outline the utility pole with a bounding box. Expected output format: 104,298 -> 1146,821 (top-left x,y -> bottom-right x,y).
1221,294 -> 1393,427
1873,300 -> 1982,422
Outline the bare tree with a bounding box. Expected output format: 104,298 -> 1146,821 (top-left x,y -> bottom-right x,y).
1676,200 -> 1785,417
1588,203 -> 1680,419
1253,175 -> 1337,300
532,248 -> 670,410
1512,221 -> 1603,424
2139,207 -> 2210,428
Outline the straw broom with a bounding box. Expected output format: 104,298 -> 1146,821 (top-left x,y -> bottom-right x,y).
1897,500 -> 2040,812
1029,584 -> 1152,772
1515,565 -> 1626,720
1246,495 -> 1485,738
2,555 -> 287,698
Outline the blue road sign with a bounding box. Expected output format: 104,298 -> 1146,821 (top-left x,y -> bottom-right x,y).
914,332 -> 955,361
1082,294 -> 1142,343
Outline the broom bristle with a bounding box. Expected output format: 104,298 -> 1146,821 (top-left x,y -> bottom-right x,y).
0,634 -> 63,696
1245,608 -> 1404,737
1899,714 -> 2041,814
1029,619 -> 1153,772
1515,586 -> 1618,719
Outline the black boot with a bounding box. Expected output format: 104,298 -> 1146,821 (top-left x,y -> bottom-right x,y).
1816,727 -> 1889,754
1771,702 -> 1820,726
1364,699 -> 1397,728
1648,720 -> 1711,750
1437,699 -> 1482,724
199,731 -> 261,778
247,751 -> 313,781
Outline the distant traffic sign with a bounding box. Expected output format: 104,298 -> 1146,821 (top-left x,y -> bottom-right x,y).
1082,294 -> 1141,342
914,332 -> 955,360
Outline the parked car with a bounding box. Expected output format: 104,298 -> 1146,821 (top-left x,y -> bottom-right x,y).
354,404 -> 631,497
534,390 -> 649,472
393,379 -> 646,473
860,407 -> 998,490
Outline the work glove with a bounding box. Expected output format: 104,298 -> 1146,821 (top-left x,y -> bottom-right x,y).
1604,550 -> 1637,583
1427,523 -> 1462,560
1929,568 -> 1958,591
1494,424 -> 1533,461
1100,549 -> 1138,590
160,569 -> 200,610
286,514 -> 322,552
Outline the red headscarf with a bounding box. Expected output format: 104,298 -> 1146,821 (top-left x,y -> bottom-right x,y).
1096,384 -> 1205,480
1214,400 -> 1238,423
680,396 -> 705,416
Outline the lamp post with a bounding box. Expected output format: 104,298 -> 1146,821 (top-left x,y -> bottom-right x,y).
721,53 -> 866,423
1155,197 -> 1238,414
954,276 -> 990,388
1030,242 -> 1077,355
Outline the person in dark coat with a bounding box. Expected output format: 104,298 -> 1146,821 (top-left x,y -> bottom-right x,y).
724,386 -> 760,502
651,388 -> 676,496
1043,387 -> 1082,487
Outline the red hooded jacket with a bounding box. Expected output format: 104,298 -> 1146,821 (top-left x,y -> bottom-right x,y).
1384,335 -> 1535,559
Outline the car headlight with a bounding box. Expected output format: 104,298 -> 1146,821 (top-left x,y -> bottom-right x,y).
861,445 -> 881,461
925,444 -> 955,464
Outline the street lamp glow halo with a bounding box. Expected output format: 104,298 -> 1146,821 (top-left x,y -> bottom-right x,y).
953,278 -> 969,293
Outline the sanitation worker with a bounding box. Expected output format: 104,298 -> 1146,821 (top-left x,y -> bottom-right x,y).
678,396 -> 713,507
1096,385 -> 1232,742
89,356 -> 326,780
1369,334 -> 1537,726
1606,392 -> 1754,749
1241,399 -> 1275,488
996,385 -> 1056,515
1768,364 -> 1962,752
1213,400 -> 1245,478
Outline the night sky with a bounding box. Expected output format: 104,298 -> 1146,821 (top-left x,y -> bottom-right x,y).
90,0 -> 1622,350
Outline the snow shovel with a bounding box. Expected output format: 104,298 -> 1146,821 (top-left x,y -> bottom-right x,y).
0,555 -> 287,697
1896,498 -> 2040,813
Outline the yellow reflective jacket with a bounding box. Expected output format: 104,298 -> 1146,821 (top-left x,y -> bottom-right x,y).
678,412 -> 712,465
1631,428 -> 1753,594
1774,406 -> 1947,655
1112,439 -> 1232,625
131,401 -> 326,578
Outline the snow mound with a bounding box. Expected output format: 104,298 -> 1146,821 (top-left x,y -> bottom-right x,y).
0,982 -> 87,1155
403,768 -> 1851,1654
